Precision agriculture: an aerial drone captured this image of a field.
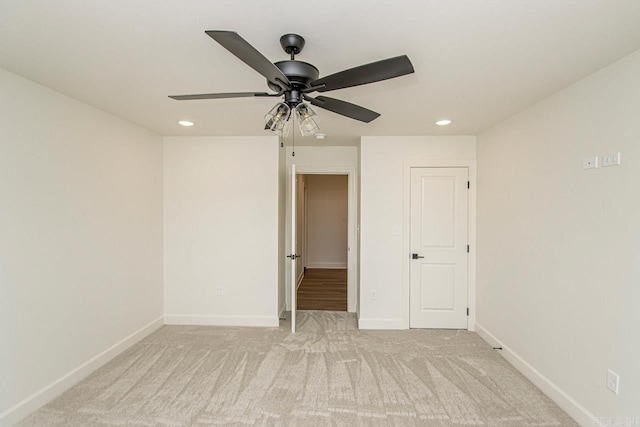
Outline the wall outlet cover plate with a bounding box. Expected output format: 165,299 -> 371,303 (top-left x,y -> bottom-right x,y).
602,152 -> 621,167
607,369 -> 619,395
582,156 -> 598,169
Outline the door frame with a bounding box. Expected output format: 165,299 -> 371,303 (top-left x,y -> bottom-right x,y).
402,159 -> 476,330
286,166 -> 358,313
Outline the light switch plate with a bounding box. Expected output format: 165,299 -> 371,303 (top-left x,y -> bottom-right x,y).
582,156 -> 598,169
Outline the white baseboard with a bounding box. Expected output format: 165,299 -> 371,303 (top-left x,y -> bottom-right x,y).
306,262 -> 347,269
358,318 -> 405,330
0,316 -> 164,427
165,314 -> 279,327
296,272 -> 304,291
474,322 -> 599,427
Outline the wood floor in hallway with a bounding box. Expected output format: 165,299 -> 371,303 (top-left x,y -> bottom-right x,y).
296,268 -> 347,311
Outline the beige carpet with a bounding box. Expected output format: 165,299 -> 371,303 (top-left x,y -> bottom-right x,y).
18,311 -> 577,426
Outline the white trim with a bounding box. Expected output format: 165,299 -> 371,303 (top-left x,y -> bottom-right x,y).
290,164 -> 297,333
402,160 -> 477,330
165,314 -> 279,327
305,262 -> 348,269
303,181 -> 308,278
292,166 -> 358,313
0,316 -> 164,426
474,322 -> 599,427
358,318 -> 405,330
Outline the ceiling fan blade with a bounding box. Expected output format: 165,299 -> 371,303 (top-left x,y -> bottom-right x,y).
206,31 -> 291,90
309,55 -> 414,93
305,95 -> 380,123
169,92 -> 272,100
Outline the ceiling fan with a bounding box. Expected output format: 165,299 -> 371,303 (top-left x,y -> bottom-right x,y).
169,31 -> 415,136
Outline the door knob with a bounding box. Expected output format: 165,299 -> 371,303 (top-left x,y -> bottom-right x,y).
411,253 -> 424,259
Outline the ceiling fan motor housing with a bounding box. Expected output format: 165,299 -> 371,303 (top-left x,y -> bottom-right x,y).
272,60 -> 319,106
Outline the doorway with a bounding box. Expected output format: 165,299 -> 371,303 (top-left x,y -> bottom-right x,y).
285,165 -> 357,329
296,174 -> 348,311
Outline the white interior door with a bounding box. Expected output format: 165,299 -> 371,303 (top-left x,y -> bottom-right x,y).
410,167 -> 468,329
289,164 -> 297,333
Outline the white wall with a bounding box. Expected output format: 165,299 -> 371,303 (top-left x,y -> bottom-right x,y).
305,175 -> 348,269
0,69 -> 164,424
359,136 -> 476,329
163,136 -> 280,327
285,146 -> 358,168
476,50 -> 640,423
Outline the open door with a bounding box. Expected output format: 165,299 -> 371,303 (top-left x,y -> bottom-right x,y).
289,164 -> 297,333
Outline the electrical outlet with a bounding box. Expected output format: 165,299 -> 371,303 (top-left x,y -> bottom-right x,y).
370,290 -> 377,300
602,152 -> 621,167
582,156 -> 598,170
217,286 -> 225,296
607,369 -> 619,395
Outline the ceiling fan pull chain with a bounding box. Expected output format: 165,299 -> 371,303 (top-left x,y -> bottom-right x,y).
291,113 -> 296,157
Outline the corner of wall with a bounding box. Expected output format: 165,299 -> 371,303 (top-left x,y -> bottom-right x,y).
474,322 -> 600,426
0,317 -> 164,426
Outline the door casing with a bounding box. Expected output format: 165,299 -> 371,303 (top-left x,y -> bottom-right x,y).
285,166 -> 358,313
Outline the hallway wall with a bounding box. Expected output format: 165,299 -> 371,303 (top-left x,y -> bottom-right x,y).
305,175 -> 348,269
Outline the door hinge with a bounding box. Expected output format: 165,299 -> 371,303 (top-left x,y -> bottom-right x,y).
286,254 -> 299,260
467,245 -> 470,253
467,308 -> 469,316
467,181 -> 470,189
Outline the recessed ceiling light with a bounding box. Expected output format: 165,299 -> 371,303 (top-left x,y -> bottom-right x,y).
436,119 -> 452,126
178,120 -> 194,127
315,133 -> 326,140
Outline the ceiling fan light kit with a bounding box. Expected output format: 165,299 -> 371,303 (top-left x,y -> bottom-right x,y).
170,31 -> 414,136
295,103 -> 319,136
264,102 -> 291,135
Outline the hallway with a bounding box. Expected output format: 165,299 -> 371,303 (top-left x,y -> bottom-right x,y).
296,268 -> 347,311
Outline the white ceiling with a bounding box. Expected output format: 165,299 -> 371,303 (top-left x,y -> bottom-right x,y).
2,0 -> 640,146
